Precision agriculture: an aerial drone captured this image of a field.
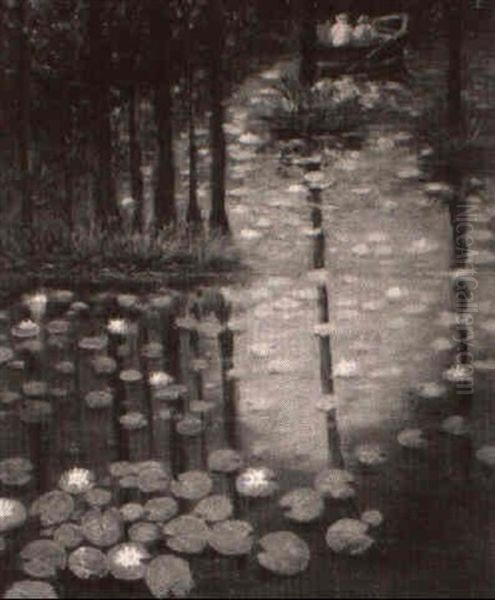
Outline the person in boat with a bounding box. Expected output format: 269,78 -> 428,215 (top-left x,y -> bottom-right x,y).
353,15 -> 375,46
330,13 -> 353,47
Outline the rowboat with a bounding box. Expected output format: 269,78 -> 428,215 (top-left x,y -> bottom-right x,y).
315,13 -> 409,78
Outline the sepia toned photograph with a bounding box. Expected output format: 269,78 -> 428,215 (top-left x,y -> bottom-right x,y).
0,0 -> 494,597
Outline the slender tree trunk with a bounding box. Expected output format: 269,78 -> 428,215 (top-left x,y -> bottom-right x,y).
152,3 -> 176,228
88,0 -> 117,228
17,0 -> 32,228
128,85 -> 143,231
299,0 -> 317,87
186,60 -> 201,229
446,0 -> 464,138
63,88 -> 73,231
208,0 -> 229,234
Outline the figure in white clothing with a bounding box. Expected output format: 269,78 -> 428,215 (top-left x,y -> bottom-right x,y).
353,15 -> 374,46
330,13 -> 353,47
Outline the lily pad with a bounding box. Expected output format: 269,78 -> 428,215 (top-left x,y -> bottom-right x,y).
279,488 -> 324,523
0,347 -> 14,365
193,495 -> 233,523
137,467 -> 171,495
325,518 -> 374,555
397,428 -> 428,449
440,415 -> 470,437
361,510 -> 384,529
78,336 -> 108,352
68,546 -> 108,580
235,467 -> 278,498
145,555 -> 194,599
163,516 -> 210,555
84,488 -> 112,508
20,540 -> 66,578
107,542 -> 150,581
475,445 -> 495,468
22,381 -> 48,398
120,503 -> 145,524
128,522 -> 161,546
3,581 -> 58,599
258,531 -> 310,576
85,390 -> 113,410
208,520 -> 254,556
144,497 -> 179,523
81,508 -> 123,548
207,449 -> 243,474
0,457 -> 33,487
171,471 -> 213,501
120,412 -> 148,430
19,401 -> 52,424
92,356 -> 117,376
355,444 -> 387,467
31,491 -> 74,527
53,523 -> 84,549
176,416 -> 203,437
0,498 -> 27,533
313,469 -> 355,500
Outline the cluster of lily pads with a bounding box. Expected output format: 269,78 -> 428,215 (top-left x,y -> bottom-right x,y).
0,443 -> 393,599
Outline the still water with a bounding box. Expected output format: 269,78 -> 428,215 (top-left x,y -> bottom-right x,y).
1,25 -> 495,599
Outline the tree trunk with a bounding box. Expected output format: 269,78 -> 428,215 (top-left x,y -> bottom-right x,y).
17,0 -> 32,229
88,0 -> 117,228
299,0 -> 317,87
186,60 -> 201,229
208,0 -> 230,234
152,3 -> 176,229
446,0 -> 464,138
128,85 -> 144,231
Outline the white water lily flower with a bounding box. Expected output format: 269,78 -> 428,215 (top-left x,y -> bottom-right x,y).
334,359 -> 359,378
59,468 -> 95,495
24,292 -> 48,321
107,319 -> 130,335
0,497 -> 27,533
443,364 -> 472,383
149,371 -> 174,388
355,444 -> 387,467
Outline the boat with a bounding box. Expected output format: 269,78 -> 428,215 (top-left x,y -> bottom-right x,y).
315,13 -> 409,78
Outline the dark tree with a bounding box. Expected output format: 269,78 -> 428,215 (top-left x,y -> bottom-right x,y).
446,0 -> 464,137
87,0 -> 118,227
299,0 -> 318,86
150,0 -> 176,228
17,0 -> 32,229
208,0 -> 230,234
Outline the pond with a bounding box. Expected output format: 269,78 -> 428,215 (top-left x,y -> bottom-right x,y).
1,23 -> 495,600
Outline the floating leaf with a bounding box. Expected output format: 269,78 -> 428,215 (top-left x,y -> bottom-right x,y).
144,497 -> 178,523
279,488 -> 324,523
314,469 -> 355,500
171,471 -> 213,501
361,510 -> 384,529
145,555 -> 194,599
397,428 -> 428,449
137,467 -> 170,495
22,381 -> 48,398
208,520 -> 254,556
207,449 -> 243,474
0,457 -> 33,487
119,369 -> 143,384
68,546 -> 108,580
193,495 -> 233,523
141,343 -> 164,360
475,445 -> 495,468
355,444 -> 387,467
92,356 -> 117,376
3,581 -> 58,599
46,320 -> 70,336
81,508 -> 123,548
31,491 -> 74,527
85,390 -> 113,410
120,503 -> 145,524
128,522 -> 161,546
0,347 -> 14,365
325,519 -> 374,555
258,531 -> 310,576
163,516 -> 210,555
107,542 -> 150,581
78,336 -> 108,352
440,415 -> 470,437
84,488 -> 112,508
53,523 -> 84,549
20,540 -> 66,579
176,416 -> 203,437
120,412 -> 148,431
